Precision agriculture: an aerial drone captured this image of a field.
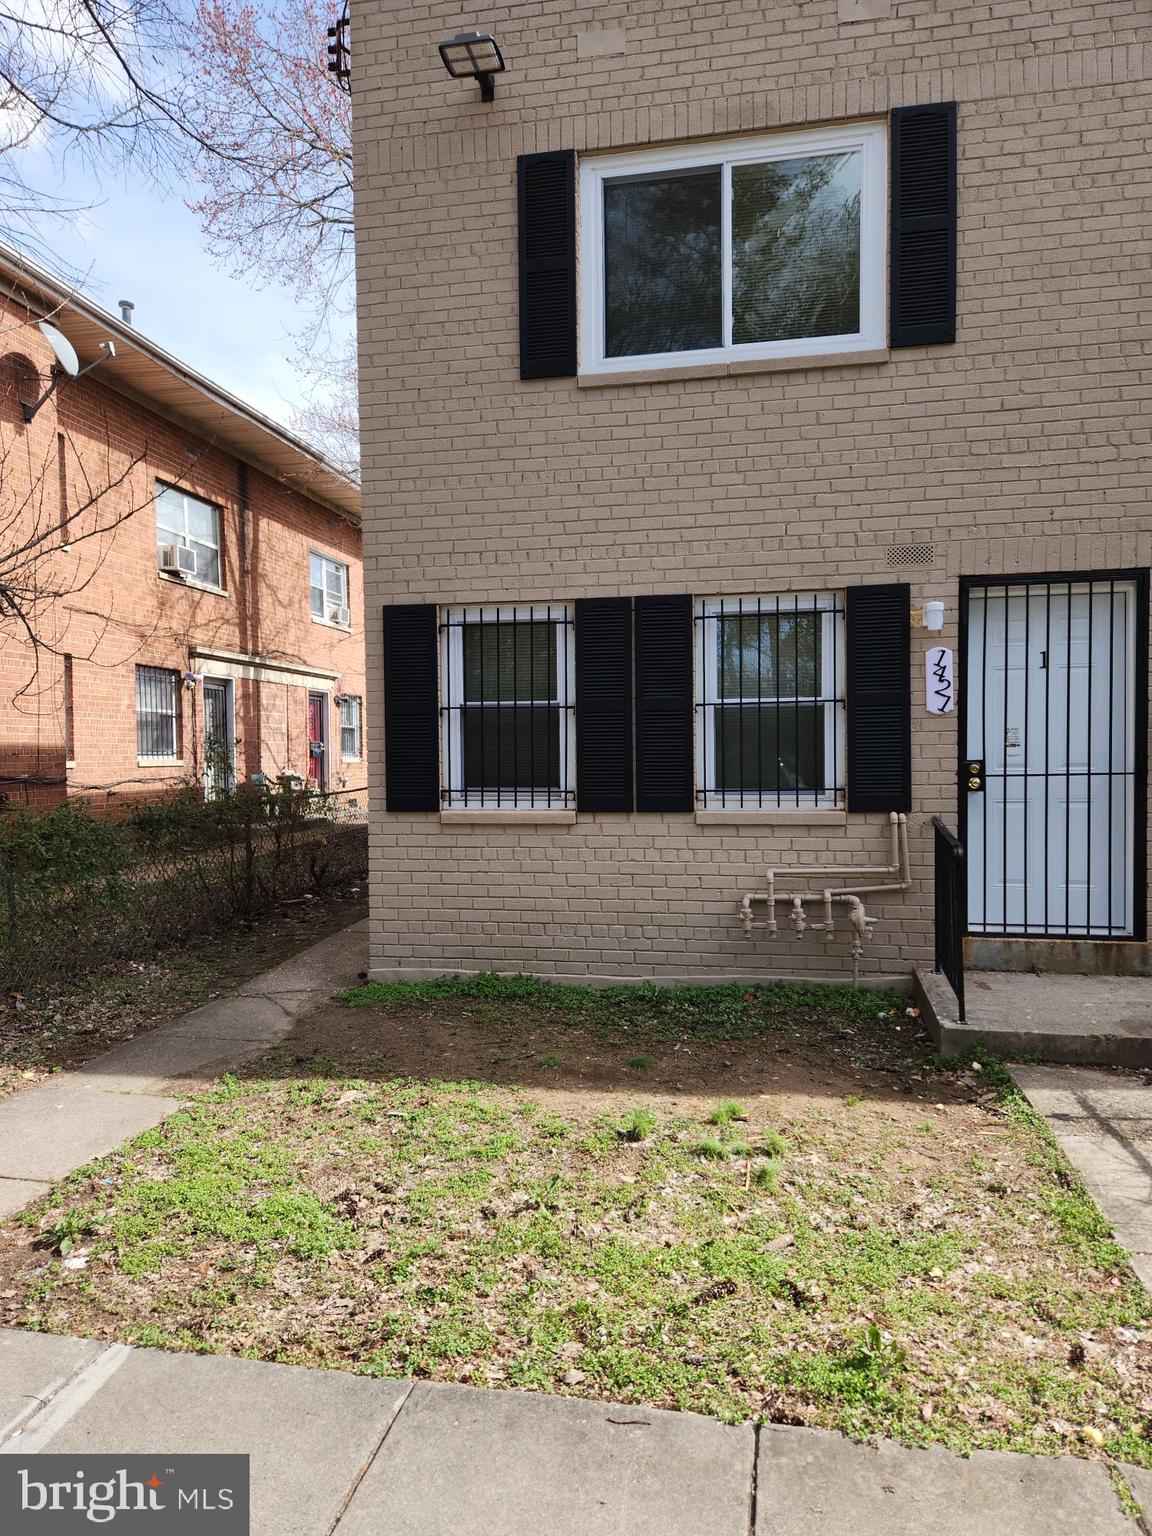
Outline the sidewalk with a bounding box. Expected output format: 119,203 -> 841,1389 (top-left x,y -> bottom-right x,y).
0,1328 -> 1146,1535
0,920 -> 368,1218
1012,1065 -> 1152,1295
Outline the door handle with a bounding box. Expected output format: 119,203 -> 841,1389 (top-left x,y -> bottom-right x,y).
963,759 -> 985,792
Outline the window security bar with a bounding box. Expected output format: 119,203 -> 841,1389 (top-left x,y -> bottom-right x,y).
136,665 -> 179,759
695,594 -> 846,810
441,605 -> 575,809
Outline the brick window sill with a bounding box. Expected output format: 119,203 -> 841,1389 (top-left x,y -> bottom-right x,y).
440,810 -> 576,826
695,810 -> 848,827
577,348 -> 889,389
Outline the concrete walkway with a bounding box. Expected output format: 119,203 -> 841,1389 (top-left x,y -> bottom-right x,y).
0,920 -> 368,1218
0,1329 -> 1147,1535
1013,1064 -> 1152,1294
917,968 -> 1152,1069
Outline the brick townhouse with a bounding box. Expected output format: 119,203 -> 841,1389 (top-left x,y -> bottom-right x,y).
0,243 -> 366,815
353,0 -> 1151,990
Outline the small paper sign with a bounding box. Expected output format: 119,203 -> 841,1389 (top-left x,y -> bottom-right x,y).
926,647 -> 954,714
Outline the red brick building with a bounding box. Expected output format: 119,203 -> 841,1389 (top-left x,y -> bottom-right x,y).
0,243 -> 364,814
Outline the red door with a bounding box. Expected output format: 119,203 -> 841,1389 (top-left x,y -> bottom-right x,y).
307,692 -> 327,790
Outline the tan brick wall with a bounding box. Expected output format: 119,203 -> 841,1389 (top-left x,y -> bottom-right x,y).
0,294 -> 367,816
352,0 -> 1152,983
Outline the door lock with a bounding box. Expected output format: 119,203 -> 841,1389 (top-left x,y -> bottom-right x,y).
964,759 -> 985,792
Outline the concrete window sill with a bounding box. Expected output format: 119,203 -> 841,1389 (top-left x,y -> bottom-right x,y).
157,571 -> 227,598
137,757 -> 185,768
695,810 -> 848,827
440,810 -> 576,827
578,348 -> 889,389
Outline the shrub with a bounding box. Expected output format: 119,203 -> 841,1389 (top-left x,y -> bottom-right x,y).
0,777 -> 366,994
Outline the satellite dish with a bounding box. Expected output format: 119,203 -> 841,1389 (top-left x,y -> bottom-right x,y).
37,321 -> 80,377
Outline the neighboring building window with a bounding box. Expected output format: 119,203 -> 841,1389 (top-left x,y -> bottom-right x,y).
339,695 -> 362,759
579,124 -> 886,374
156,483 -> 222,587
57,433 -> 68,535
62,653 -> 75,762
136,665 -> 181,760
695,594 -> 845,809
442,605 -> 575,808
311,553 -> 351,627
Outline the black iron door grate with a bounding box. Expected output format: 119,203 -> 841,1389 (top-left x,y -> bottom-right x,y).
962,573 -> 1147,940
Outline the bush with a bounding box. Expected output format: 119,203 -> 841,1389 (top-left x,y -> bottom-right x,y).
0,779 -> 367,994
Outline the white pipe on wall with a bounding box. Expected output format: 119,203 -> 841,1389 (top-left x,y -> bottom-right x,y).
738,813 -> 911,982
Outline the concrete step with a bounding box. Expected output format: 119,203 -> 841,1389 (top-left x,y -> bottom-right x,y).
915,968 -> 1152,1068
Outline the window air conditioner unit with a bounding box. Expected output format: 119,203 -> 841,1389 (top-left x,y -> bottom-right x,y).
160,544 -> 196,576
329,604 -> 351,627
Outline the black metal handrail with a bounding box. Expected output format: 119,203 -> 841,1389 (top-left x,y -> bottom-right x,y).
932,817 -> 967,1023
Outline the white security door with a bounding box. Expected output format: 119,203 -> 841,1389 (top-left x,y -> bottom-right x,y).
966,579 -> 1137,937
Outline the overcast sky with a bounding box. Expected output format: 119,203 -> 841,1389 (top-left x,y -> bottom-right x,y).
7,155 -> 342,431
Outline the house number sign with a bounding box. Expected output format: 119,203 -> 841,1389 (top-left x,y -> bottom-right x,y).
925,647 -> 954,714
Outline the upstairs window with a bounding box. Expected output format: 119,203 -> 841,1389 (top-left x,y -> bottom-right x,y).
136,665 -> 180,760
695,594 -> 846,809
580,125 -> 886,374
156,484 -> 222,587
311,553 -> 351,628
441,605 -> 574,809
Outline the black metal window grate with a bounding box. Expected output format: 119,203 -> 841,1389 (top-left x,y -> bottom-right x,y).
339,695 -> 362,759
441,605 -> 575,808
695,594 -> 846,809
963,575 -> 1144,939
136,665 -> 180,760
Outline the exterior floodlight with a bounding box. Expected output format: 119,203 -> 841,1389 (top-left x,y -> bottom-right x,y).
438,30 -> 505,101
21,321 -> 116,424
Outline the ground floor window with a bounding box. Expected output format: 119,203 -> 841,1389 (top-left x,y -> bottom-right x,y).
441,604 -> 575,808
136,665 -> 181,759
339,695 -> 362,760
695,594 -> 845,808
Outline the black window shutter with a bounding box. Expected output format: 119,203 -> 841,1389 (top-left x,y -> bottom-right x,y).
634,594 -> 694,813
382,604 -> 439,812
890,102 -> 957,347
845,583 -> 911,812
575,597 -> 633,812
518,150 -> 577,379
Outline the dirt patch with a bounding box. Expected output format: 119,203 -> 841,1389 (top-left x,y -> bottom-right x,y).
284,993 -> 960,1117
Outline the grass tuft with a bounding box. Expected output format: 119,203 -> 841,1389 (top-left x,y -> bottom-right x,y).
619,1108 -> 658,1144
708,1099 -> 747,1127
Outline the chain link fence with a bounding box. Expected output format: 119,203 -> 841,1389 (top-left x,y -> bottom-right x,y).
0,783 -> 369,996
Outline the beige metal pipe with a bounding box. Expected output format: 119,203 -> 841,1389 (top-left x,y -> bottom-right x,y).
736,814 -> 911,979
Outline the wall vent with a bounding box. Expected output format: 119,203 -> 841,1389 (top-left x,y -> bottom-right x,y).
886,544 -> 935,567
